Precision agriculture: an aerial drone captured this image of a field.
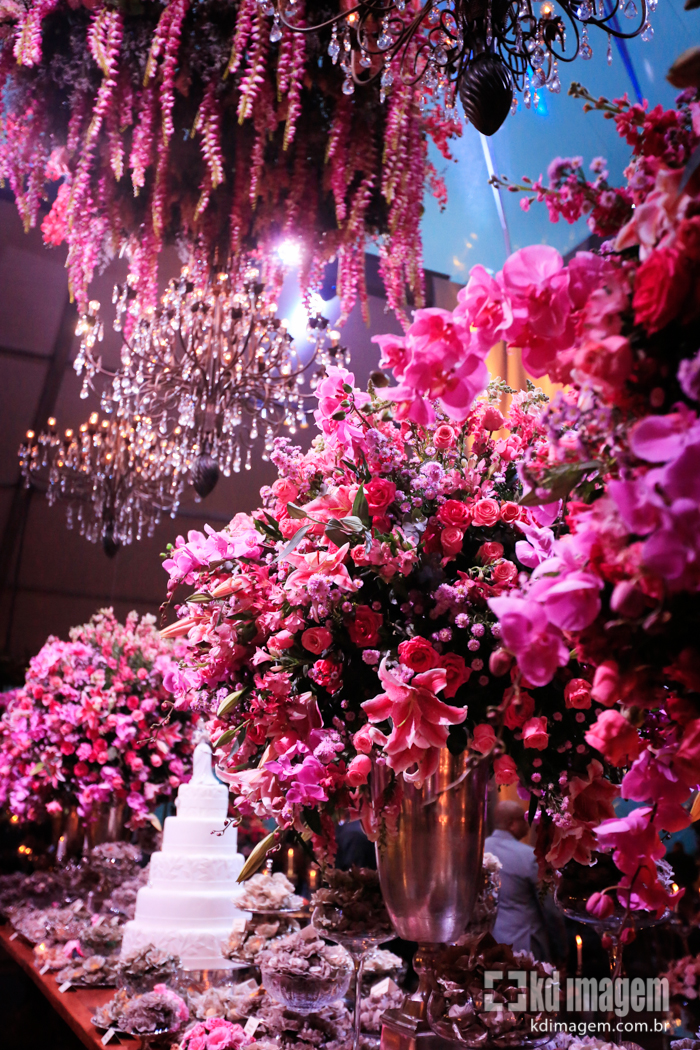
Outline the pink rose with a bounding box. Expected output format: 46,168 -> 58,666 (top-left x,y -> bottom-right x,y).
481,406 -> 504,431
591,661 -> 620,707
441,652 -> 471,698
585,710 -> 644,767
503,689 -> 534,729
441,526 -> 464,556
398,637 -> 439,673
492,560 -> 518,585
301,627 -> 333,655
347,754 -> 372,786
353,725 -> 374,754
437,499 -> 471,528
477,541 -> 504,564
272,477 -> 299,502
494,754 -> 519,785
433,424 -> 456,449
522,716 -> 548,750
472,499 -> 500,527
269,630 -> 295,653
499,501 -> 521,525
633,247 -> 691,334
472,723 -> 496,754
346,606 -> 383,648
365,478 -> 397,515
564,678 -> 592,710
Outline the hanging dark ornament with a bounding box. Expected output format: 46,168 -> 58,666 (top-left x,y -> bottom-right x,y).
458,52 -> 514,136
192,452 -> 220,498
102,520 -> 121,558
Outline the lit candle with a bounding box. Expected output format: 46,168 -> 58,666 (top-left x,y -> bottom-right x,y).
286,847 -> 295,879
57,834 -> 66,863
575,934 -> 583,976
309,868 -> 318,893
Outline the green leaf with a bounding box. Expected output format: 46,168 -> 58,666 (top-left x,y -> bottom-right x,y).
325,527 -> 350,548
217,687 -> 249,719
214,727 -> 238,750
286,502 -> 309,520
237,830 -> 278,882
263,511 -> 283,538
186,591 -> 213,604
278,524 -> 310,561
351,485 -> 370,526
339,515 -> 365,533
519,461 -> 601,507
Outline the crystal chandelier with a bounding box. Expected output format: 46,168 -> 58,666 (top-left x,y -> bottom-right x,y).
273,0 -> 651,135
75,264 -> 348,498
19,413 -> 187,555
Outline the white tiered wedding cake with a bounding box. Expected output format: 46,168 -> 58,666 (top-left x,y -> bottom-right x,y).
121,741 -> 246,970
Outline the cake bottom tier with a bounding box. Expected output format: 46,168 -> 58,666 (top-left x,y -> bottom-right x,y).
121,918 -> 236,970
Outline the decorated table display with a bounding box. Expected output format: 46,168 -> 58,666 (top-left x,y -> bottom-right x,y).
0,608 -> 196,840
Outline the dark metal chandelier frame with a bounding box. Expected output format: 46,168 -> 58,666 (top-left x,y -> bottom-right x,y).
274,0 -> 650,132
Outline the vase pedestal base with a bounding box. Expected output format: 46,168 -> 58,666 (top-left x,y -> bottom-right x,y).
381,997 -> 459,1050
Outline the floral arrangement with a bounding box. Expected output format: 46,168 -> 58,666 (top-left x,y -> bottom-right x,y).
232,871 -> 304,913
260,925 -> 352,982
94,983 -> 189,1034
189,979 -> 262,1024
310,866 -> 393,939
662,955 -> 700,1000
177,1018 -> 254,1050
0,608 -> 196,828
438,83 -> 700,918
0,0 -> 459,321
160,368 -> 596,859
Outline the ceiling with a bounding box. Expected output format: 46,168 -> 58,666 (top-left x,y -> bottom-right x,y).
0,2 -> 695,679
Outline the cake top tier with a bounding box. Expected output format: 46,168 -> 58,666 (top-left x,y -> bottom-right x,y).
176,741 -> 229,819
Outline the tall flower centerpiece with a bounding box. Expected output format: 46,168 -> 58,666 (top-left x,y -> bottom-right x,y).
0,0 -> 460,321
160,347 -> 609,862
0,609 -> 197,830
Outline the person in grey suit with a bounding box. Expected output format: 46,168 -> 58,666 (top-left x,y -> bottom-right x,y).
484,800 -> 552,961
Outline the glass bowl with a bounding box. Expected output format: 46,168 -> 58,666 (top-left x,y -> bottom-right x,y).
261,956 -> 353,1011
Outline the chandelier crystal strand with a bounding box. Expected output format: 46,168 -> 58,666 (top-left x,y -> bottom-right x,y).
75,265 -> 349,497
19,414 -> 186,555
274,0 -> 650,135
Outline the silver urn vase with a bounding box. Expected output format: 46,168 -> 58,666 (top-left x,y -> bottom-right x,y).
372,750 -> 489,1050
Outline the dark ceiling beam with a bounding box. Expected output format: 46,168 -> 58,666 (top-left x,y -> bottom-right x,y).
0,295 -> 77,649
0,346 -> 54,363
9,582 -> 159,607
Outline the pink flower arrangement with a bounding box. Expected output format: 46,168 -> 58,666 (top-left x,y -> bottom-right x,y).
161,372 -> 576,859
179,1019 -> 253,1050
454,85 -> 700,917
0,609 -> 196,828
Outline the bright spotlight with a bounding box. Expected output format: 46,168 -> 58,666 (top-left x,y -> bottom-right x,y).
277,239 -> 302,267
